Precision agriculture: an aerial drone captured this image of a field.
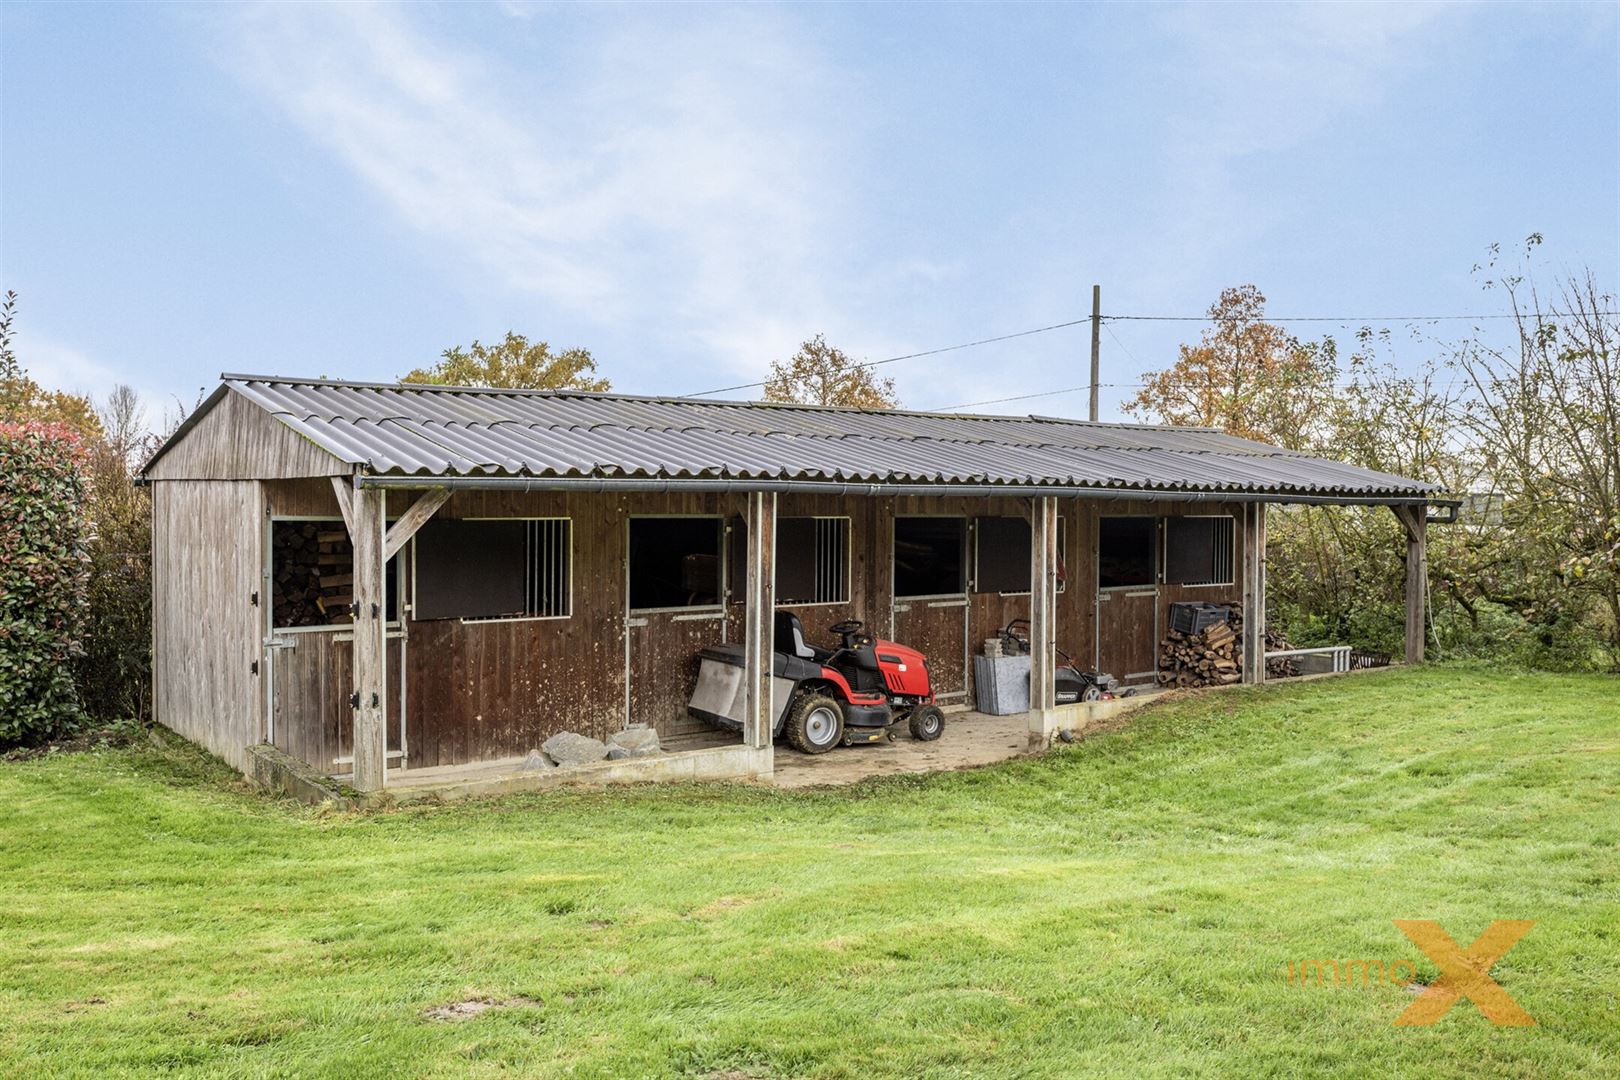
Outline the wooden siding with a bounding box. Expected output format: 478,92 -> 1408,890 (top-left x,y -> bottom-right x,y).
245,480 -> 1263,775
1087,501 -> 1250,684
151,480 -> 265,770
144,388 -> 348,481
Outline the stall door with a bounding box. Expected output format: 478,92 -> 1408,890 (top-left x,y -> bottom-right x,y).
892,517 -> 970,702
626,610 -> 730,737
1096,516 -> 1160,686
625,515 -> 731,738
266,630 -> 404,774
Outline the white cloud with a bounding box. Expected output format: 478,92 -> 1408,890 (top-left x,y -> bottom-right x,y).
217,3 -> 869,382
1148,0 -> 1472,260
19,334 -> 181,432
1160,1 -> 1463,161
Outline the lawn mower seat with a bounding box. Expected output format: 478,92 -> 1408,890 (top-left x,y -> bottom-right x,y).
774,611 -> 832,663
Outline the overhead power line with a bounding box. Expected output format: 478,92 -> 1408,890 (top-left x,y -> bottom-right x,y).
683,318 -> 1089,398
942,384 -> 1115,412
1108,311 -> 1619,323
683,307 -> 1620,402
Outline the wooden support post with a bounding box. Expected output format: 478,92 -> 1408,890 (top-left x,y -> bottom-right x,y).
742,491 -> 777,752
348,485 -> 388,791
1241,502 -> 1266,685
1394,504 -> 1428,665
330,475 -> 356,537
383,488 -> 450,560
1029,496 -> 1059,740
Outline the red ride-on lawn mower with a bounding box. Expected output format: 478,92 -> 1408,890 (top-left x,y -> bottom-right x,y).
688,612 -> 946,754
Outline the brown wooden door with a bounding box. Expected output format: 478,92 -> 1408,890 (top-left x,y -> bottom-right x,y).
891,597 -> 969,702
1096,515 -> 1161,686
891,516 -> 971,703
627,609 -> 731,738
1095,588 -> 1159,685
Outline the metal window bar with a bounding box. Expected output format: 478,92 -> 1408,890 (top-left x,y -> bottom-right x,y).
1212,517 -> 1232,585
519,518 -> 571,618
814,517 -> 849,604
1174,516 -> 1234,586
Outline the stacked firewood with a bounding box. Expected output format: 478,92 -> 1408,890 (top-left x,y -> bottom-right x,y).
1157,603 -> 1303,687
272,523 -> 354,627
1158,618 -> 1241,688
1264,629 -> 1301,679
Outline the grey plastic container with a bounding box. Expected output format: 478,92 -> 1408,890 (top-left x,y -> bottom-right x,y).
974,654 -> 1031,715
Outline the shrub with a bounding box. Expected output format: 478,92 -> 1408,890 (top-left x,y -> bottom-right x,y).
0,422 -> 91,744
76,439 -> 153,723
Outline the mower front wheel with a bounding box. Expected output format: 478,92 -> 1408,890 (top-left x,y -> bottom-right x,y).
908,704 -> 945,741
784,692 -> 845,754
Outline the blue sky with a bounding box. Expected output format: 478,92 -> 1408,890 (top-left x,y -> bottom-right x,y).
2,2 -> 1616,425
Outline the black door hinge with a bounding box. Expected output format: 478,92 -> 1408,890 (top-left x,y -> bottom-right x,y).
250,660 -> 259,676
349,691 -> 360,710
250,590 -> 259,607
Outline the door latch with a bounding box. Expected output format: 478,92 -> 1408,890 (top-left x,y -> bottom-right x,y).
349,691 -> 360,710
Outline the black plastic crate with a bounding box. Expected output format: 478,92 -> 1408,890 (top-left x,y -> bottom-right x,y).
1169,602 -> 1232,635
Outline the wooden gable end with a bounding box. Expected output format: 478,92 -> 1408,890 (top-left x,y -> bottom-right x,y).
144,388 -> 351,481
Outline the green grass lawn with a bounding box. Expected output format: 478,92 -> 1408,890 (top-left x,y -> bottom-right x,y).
1,666 -> 1616,1078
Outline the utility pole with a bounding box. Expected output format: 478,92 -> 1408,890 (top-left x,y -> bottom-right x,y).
1088,284 -> 1101,422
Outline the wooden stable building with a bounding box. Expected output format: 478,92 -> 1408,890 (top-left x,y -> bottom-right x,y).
140,376 -> 1447,792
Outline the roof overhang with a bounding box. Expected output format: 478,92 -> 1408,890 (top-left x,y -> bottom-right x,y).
351,472 -> 1457,507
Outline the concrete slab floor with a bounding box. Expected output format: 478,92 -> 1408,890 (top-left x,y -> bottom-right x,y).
769,709 -> 1033,789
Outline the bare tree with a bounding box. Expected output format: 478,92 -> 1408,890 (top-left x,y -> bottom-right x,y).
1451,242 -> 1620,666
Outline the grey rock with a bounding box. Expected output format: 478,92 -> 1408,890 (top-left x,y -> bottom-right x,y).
519,749 -> 553,772
607,725 -> 662,758
541,731 -> 609,766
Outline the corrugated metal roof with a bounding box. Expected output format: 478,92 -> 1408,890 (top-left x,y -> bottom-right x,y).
150,374 -> 1445,499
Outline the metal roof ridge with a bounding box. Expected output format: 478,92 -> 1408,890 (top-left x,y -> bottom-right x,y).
215,373 -> 1216,432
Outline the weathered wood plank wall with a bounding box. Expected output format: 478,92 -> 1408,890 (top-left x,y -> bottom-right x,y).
151,480 -> 265,771
144,390 -> 346,481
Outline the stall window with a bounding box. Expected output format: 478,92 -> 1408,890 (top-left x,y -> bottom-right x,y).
1098,516 -> 1156,589
413,518 -> 571,621
271,520 -> 398,628
973,516 -> 1068,594
894,517 -> 966,597
973,516 -> 1029,594
630,517 -> 723,609
776,516 -> 850,605
1164,515 -> 1234,586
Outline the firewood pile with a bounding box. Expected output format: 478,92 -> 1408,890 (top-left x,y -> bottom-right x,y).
1158,617 -> 1241,687
1157,602 -> 1303,687
1263,630 -> 1301,679
272,522 -> 353,627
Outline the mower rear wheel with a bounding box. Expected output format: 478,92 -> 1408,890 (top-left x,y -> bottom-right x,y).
785,692 -> 844,754
908,704 -> 945,741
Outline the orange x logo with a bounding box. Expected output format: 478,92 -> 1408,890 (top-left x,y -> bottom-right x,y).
1393,920 -> 1536,1026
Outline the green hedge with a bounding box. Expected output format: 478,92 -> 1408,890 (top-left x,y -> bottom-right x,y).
0,422 -> 90,744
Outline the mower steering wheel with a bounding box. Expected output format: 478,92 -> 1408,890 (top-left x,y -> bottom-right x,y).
828,619 -> 865,646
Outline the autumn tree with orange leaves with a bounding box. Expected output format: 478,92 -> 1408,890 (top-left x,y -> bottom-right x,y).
763,334 -> 899,409
1124,285 -> 1339,449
